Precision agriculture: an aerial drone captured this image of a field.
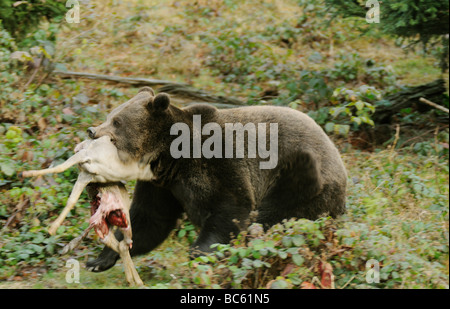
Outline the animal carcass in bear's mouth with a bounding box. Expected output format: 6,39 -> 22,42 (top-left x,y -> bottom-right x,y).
88,184 -> 129,239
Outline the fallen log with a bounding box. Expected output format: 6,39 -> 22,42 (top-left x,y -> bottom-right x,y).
53,70 -> 185,87
53,70 -> 245,106
373,79 -> 447,124
353,79 -> 448,148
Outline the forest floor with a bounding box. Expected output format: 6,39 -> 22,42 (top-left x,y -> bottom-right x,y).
0,0 -> 448,289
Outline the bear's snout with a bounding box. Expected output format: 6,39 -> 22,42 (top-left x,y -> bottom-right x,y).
87,127 -> 96,139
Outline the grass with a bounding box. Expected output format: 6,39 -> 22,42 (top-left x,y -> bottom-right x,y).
54,0 -> 446,92
393,57 -> 446,86
0,0 -> 448,289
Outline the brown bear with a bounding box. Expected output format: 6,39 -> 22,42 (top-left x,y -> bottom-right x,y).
85,87 -> 347,272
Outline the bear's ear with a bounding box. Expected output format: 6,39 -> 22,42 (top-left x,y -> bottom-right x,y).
151,93 -> 170,111
138,87 -> 155,96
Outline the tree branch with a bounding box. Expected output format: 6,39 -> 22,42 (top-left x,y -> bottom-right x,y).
419,97 -> 449,113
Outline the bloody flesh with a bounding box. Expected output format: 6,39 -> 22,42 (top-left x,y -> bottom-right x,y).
89,185 -> 128,239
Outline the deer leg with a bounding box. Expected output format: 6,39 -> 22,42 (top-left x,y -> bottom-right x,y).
102,228 -> 143,287
20,149 -> 92,235
61,224 -> 94,255
21,150 -> 87,178
119,200 -> 133,249
100,184 -> 141,286
119,240 -> 143,287
48,172 -> 93,235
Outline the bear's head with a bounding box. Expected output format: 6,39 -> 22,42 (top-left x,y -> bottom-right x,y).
87,87 -> 180,164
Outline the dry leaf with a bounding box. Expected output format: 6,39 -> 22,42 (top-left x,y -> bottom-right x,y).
10,51 -> 33,62
21,150 -> 34,162
319,261 -> 335,289
265,279 -> 275,289
37,118 -> 47,131
62,107 -> 75,115
4,196 -> 30,229
300,282 -> 317,289
31,176 -> 46,188
280,263 -> 295,277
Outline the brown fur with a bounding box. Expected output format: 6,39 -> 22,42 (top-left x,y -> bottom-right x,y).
86,88 -> 347,271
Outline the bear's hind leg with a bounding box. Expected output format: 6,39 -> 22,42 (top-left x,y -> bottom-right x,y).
190,212 -> 243,258
256,151 -> 326,227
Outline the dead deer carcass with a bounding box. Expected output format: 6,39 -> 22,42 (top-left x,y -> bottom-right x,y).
21,136 -> 145,286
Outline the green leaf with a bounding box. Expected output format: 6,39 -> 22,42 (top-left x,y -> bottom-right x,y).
177,229 -> 186,238
286,247 -> 299,255
259,248 -> 269,256
32,233 -> 45,244
229,254 -> 239,264
27,244 -> 43,254
252,250 -> 261,259
325,122 -> 335,133
352,116 -> 362,125
278,251 -> 288,259
355,101 -> 364,111
198,256 -> 210,263
265,240 -> 275,248
251,239 -> 265,250
5,130 -> 17,139
270,279 -> 289,289
18,253 -> 30,260
292,254 -> 305,266
238,248 -> 249,258
282,236 -> 292,247
334,124 -> 350,136
365,102 -> 376,112
193,276 -> 202,285
292,235 -> 305,246
1,161 -> 16,177
253,260 -> 264,268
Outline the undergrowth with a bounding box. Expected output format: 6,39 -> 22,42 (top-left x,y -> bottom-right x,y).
0,0 -> 448,288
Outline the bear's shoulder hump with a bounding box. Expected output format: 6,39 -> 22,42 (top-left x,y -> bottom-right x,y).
184,103 -> 218,116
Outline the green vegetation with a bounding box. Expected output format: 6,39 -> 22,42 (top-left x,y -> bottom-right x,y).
0,0 -> 66,44
327,0 -> 449,71
0,0 -> 448,288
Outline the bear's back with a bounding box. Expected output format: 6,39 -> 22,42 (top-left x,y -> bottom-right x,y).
182,104 -> 347,186
218,106 -> 340,157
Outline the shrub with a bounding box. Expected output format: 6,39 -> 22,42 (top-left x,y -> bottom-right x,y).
325,85 -> 380,136
203,30 -> 282,84
185,218 -> 336,289
328,53 -> 396,88
326,0 -> 449,71
0,0 -> 66,42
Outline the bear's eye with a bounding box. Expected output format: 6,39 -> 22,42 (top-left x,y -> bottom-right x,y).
113,119 -> 121,128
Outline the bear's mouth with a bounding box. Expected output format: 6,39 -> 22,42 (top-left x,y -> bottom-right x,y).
88,184 -> 128,239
